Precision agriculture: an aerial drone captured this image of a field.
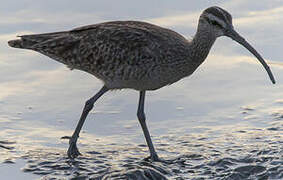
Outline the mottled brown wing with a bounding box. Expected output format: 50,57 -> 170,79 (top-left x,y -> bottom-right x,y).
68,22 -> 163,80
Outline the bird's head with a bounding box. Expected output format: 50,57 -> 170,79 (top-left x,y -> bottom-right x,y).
199,6 -> 275,84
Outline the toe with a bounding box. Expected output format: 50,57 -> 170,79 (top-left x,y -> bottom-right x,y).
61,136 -> 71,140
67,143 -> 81,159
144,154 -> 160,162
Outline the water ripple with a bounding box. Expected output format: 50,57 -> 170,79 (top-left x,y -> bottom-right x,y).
11,128 -> 281,180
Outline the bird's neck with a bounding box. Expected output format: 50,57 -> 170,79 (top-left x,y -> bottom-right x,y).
189,26 -> 217,65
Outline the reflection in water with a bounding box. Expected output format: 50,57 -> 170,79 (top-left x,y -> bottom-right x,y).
0,60 -> 282,179
0,50 -> 282,180
1,1 -> 283,179
0,107 -> 282,179
18,129 -> 283,179
0,141 -> 15,150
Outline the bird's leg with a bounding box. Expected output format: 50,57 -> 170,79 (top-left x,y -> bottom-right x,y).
64,86 -> 108,159
137,91 -> 159,161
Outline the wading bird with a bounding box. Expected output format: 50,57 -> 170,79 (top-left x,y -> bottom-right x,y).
8,6 -> 275,161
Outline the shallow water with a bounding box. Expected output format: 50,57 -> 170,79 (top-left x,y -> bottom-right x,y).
0,59 -> 282,179
1,0 -> 283,179
0,105 -> 282,179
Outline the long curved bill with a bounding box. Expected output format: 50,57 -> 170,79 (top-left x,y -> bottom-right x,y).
225,28 -> 276,84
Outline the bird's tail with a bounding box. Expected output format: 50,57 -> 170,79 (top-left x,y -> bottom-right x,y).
8,31 -> 68,50
8,31 -> 82,69
8,39 -> 26,49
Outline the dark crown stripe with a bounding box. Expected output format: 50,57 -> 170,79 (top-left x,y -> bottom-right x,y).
204,6 -> 232,24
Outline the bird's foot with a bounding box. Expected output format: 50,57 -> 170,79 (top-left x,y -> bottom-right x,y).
145,153 -> 160,162
61,135 -> 81,159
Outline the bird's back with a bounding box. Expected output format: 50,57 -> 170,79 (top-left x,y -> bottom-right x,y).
9,21 -> 192,90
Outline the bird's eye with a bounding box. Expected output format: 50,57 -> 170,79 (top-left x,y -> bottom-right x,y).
211,20 -> 222,28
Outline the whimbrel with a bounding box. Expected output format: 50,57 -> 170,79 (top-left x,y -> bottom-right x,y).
8,6 -> 275,161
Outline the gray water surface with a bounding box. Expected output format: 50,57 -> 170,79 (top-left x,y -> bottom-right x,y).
0,0 -> 282,179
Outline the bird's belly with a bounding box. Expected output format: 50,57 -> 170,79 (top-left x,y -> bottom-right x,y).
103,79 -> 161,90
91,62 -> 193,91
103,73 -> 184,91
